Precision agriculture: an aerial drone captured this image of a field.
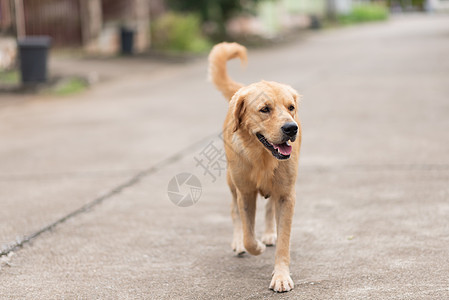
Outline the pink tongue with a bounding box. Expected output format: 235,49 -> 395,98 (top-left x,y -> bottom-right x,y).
274,143 -> 292,155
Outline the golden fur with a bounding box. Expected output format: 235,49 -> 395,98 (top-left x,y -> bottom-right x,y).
208,42 -> 302,293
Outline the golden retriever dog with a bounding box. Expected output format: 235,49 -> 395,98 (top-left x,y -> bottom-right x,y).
208,42 -> 301,292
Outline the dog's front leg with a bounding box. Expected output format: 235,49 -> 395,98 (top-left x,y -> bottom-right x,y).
270,194 -> 295,292
236,190 -> 266,256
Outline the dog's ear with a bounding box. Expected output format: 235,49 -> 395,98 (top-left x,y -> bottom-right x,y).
283,84 -> 302,105
230,91 -> 246,132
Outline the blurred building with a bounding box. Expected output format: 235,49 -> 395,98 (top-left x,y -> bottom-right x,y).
0,0 -> 150,54
227,0 -> 356,38
426,0 -> 449,11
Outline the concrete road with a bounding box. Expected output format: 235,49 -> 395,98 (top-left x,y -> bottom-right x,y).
1,14 -> 448,299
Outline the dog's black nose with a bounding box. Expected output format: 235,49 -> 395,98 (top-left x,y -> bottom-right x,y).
281,122 -> 298,137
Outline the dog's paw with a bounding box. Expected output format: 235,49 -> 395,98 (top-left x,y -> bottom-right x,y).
262,233 -> 277,246
232,238 -> 246,255
269,271 -> 294,293
254,240 -> 266,255
244,239 -> 266,256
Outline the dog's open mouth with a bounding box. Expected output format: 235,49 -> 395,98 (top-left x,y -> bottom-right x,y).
256,133 -> 292,160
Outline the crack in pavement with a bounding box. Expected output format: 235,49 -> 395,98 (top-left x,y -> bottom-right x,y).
2,128 -> 447,258
0,132 -> 218,258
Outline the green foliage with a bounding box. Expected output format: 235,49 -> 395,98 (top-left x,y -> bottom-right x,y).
339,4 -> 389,24
167,0 -> 243,23
166,0 -> 259,39
386,0 -> 425,11
151,12 -> 212,53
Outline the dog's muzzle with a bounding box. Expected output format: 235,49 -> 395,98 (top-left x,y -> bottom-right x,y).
256,133 -> 293,160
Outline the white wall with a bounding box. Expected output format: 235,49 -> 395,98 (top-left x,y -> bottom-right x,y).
0,38 -> 16,70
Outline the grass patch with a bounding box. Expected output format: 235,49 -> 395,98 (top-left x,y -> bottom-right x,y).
339,4 -> 389,24
51,78 -> 88,96
0,71 -> 89,95
0,70 -> 19,85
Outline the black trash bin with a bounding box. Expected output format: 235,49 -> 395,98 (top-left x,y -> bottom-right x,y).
309,15 -> 321,30
17,36 -> 51,84
120,27 -> 135,55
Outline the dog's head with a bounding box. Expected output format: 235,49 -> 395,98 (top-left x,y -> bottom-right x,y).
230,81 -> 300,160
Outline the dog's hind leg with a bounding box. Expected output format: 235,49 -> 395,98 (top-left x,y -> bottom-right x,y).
262,198 -> 277,246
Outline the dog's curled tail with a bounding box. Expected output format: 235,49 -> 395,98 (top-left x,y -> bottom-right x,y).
208,42 -> 247,101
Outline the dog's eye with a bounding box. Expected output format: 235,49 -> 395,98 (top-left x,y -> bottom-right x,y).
288,105 -> 295,111
260,106 -> 270,113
